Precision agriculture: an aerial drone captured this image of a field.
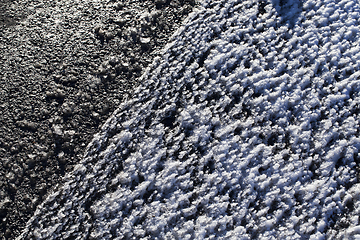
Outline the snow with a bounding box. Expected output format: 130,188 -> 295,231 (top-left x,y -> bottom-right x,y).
17,0 -> 360,239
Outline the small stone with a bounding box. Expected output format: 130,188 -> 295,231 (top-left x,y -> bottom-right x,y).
94,26 -> 105,37
41,108 -> 50,116
64,130 -> 75,136
61,76 -> 77,85
69,70 -> 78,76
0,197 -> 11,210
34,63 -> 42,68
129,28 -> 138,41
39,151 -> 48,161
94,25 -> 101,33
4,229 -> 11,238
92,112 -> 100,119
109,57 -> 119,66
46,89 -> 65,99
105,31 -> 115,40
57,151 -> 64,159
5,171 -> 15,182
108,73 -> 116,80
114,2 -> 124,10
53,75 -> 62,81
69,76 -> 77,83
113,18 -> 126,25
26,156 -> 36,168
62,106 -> 73,116
10,146 -> 18,153
97,67 -> 107,75
16,120 -> 38,131
140,37 -> 151,44
53,125 -> 63,136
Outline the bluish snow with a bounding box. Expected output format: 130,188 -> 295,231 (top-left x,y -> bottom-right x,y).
18,0 -> 360,239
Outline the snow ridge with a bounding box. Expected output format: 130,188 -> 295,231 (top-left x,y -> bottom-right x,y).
19,0 -> 360,239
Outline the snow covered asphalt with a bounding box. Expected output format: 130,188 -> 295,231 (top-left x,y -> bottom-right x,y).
14,0 -> 360,239
0,0 -> 195,238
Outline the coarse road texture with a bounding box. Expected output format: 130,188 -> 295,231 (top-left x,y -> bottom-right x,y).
17,0 -> 360,239
0,0 -> 195,239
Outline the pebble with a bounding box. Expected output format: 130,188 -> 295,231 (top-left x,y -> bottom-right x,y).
112,18 -> 126,25
46,89 -> 65,99
53,75 -> 62,81
114,2 -> 124,11
109,56 -> 119,66
33,63 -> 42,68
16,120 -> 38,131
52,125 -> 63,136
105,31 -> 115,40
140,37 -> 151,44
62,76 -> 77,84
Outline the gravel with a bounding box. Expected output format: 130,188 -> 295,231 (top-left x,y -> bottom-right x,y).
0,0 -> 196,238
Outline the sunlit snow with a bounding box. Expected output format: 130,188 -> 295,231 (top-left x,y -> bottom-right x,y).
18,0 -> 360,239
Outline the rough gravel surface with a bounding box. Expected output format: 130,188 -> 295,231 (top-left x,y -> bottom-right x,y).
17,0 -> 360,239
0,0 -> 195,239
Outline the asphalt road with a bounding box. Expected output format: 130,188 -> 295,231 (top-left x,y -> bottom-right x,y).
0,0 -> 195,238
14,0 -> 360,238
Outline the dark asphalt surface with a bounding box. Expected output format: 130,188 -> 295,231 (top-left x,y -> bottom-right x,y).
0,0 -> 195,238
13,0 -> 360,238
